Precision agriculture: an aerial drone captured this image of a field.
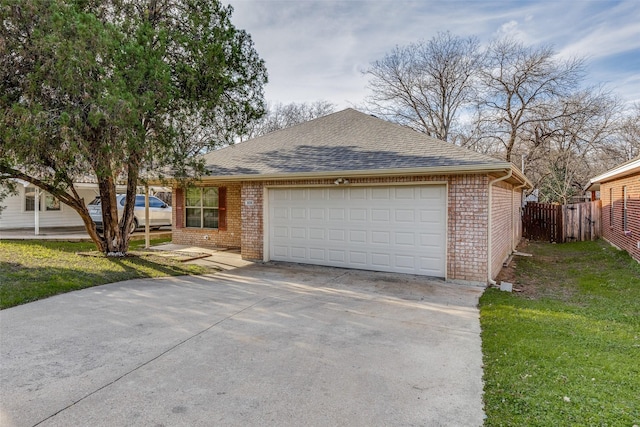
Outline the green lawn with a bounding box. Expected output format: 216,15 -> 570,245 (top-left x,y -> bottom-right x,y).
480,240 -> 640,426
0,239 -> 206,309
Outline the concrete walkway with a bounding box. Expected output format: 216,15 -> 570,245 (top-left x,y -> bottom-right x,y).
0,263 -> 485,427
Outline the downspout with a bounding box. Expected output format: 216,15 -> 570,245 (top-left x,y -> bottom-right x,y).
487,169 -> 513,286
512,183 -> 527,252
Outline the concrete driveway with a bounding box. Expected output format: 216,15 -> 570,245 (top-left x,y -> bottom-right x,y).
0,263 -> 485,426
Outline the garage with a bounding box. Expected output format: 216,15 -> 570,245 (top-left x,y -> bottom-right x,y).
267,185 -> 447,277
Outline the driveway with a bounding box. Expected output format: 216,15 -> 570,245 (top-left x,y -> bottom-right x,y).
0,263 -> 485,426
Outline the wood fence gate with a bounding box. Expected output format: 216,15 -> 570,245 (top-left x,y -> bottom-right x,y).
523,201 -> 601,243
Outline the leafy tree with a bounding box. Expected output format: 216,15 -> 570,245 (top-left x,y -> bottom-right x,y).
0,0 -> 267,254
364,31 -> 482,142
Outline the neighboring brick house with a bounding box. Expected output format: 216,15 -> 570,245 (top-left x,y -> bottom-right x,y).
171,109 -> 530,285
586,156 -> 640,263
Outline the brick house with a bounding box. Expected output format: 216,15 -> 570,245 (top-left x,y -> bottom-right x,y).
171,109 -> 530,285
586,156 -> 640,262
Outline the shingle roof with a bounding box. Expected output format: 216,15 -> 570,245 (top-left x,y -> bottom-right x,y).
203,108 -> 512,178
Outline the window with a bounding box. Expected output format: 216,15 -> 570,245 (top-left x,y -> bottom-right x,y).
609,188 -> 613,226
45,194 -> 60,211
185,187 -> 219,228
25,188 -> 40,211
623,186 -> 628,231
25,188 -> 61,211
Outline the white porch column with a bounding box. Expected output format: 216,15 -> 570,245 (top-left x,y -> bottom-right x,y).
34,187 -> 40,236
144,185 -> 150,249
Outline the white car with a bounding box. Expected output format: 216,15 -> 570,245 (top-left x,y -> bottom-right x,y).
88,194 -> 172,233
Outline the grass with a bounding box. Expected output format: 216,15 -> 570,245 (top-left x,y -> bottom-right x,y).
480,240 -> 640,426
0,238 -> 207,309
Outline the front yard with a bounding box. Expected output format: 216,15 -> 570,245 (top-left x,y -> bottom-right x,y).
481,240 -> 639,426
0,239 -> 206,309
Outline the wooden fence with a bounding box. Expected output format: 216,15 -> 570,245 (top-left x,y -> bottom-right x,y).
523,200 -> 601,243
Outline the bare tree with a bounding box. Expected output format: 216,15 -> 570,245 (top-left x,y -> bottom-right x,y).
613,103 -> 640,161
244,100 -> 335,139
476,38 -> 586,162
522,88 -> 620,203
364,31 -> 482,141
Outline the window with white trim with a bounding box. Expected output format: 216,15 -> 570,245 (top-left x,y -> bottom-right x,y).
185,187 -> 219,228
25,188 -> 61,211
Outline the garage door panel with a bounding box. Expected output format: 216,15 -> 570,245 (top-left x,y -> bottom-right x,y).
268,186 -> 446,277
290,247 -> 307,259
328,250 -> 346,263
328,229 -> 345,241
349,208 -> 367,221
371,231 -> 390,244
309,208 -> 325,220
291,227 -> 306,239
349,230 -> 367,243
371,209 -> 390,222
395,209 -> 415,222
273,207 -> 289,219
328,208 -> 345,220
308,248 -> 325,261
372,188 -> 390,199
394,232 -> 415,246
349,251 -> 367,264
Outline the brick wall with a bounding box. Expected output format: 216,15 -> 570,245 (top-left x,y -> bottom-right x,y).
447,174 -> 489,282
241,182 -> 264,260
171,182 -> 242,249
490,180 -> 522,279
172,173 -> 525,283
601,172 -> 640,262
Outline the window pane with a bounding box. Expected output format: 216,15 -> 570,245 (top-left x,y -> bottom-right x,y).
186,208 -> 201,227
186,188 -> 201,207
202,188 -> 219,208
25,188 -> 40,211
203,208 -> 219,228
45,194 -> 60,211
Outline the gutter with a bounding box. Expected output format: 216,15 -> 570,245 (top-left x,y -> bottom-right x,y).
487,169 -> 513,286
194,163 -> 519,182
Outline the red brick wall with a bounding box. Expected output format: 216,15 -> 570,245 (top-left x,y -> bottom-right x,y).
171,182 -> 242,249
601,172 -> 640,262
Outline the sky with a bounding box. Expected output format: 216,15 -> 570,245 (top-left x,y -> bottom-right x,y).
226,0 -> 640,110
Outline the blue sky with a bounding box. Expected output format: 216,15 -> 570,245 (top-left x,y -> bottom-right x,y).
227,0 -> 640,109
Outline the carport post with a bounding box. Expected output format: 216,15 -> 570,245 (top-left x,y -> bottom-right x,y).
34,187 -> 40,236
144,185 -> 150,249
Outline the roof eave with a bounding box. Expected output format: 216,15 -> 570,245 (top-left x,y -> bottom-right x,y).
196,163 -> 532,187
588,159 -> 640,187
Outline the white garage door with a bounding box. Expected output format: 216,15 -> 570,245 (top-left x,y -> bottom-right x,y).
268,185 -> 446,277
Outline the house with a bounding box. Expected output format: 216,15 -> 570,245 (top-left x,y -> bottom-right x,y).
0,181 -> 98,232
586,156 -> 640,262
170,109 -> 531,285
0,180 -> 167,234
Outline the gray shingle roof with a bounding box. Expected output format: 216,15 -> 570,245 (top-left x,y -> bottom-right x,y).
203,108 -> 511,178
